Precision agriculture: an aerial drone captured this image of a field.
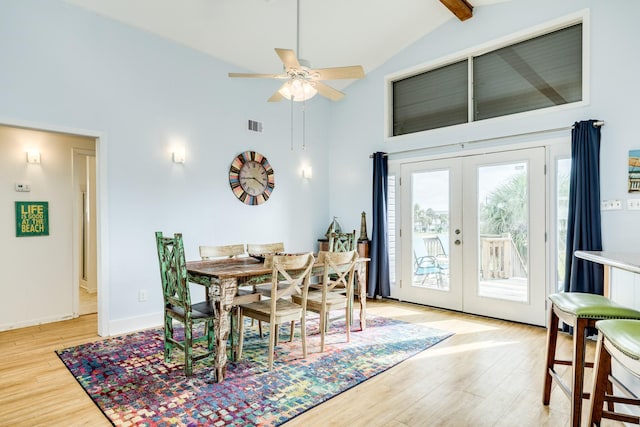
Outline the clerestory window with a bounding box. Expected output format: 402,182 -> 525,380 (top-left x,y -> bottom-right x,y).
391,23 -> 583,137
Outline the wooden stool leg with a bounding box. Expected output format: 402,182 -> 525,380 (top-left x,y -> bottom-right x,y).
543,306 -> 560,405
571,318 -> 588,427
588,333 -> 610,427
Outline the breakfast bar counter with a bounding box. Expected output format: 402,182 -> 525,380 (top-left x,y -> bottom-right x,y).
574,251 -> 640,297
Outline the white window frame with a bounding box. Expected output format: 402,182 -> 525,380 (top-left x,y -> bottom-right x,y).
547,140 -> 572,300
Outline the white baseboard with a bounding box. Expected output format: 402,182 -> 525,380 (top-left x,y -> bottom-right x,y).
107,311 -> 163,336
0,314 -> 74,332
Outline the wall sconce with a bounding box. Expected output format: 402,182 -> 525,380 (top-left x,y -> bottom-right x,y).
172,147 -> 186,164
302,166 -> 313,180
26,150 -> 41,164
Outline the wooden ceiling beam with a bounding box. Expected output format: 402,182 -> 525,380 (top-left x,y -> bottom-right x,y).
439,0 -> 474,21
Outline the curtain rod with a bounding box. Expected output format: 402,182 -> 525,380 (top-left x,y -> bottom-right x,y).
370,120 -> 605,158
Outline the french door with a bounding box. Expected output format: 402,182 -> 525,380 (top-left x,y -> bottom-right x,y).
400,148 -> 546,326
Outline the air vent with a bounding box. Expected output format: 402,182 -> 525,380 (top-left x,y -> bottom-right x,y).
248,120 -> 263,133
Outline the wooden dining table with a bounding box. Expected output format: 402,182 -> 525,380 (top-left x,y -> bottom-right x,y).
186,255 -> 369,382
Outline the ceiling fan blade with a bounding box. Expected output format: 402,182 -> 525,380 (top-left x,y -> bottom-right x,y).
313,65 -> 365,80
315,82 -> 345,101
228,72 -> 286,79
275,48 -> 300,70
267,86 -> 286,102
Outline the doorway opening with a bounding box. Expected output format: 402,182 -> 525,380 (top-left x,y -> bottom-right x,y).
0,122 -> 100,333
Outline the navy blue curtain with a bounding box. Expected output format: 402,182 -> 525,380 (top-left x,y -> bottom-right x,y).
564,120 -> 603,295
368,152 -> 391,297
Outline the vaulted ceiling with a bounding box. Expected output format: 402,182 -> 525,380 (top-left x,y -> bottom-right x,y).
66,0 -> 509,89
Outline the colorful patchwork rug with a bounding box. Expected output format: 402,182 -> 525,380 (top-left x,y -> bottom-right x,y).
57,313 -> 452,426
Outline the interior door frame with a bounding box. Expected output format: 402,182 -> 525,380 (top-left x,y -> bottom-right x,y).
72,148 -> 97,314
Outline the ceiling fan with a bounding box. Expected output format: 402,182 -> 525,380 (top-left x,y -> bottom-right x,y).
228,0 -> 365,103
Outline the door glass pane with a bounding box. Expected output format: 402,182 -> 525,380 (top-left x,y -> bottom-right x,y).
477,162 -> 528,302
411,170 -> 450,290
556,158 -> 571,292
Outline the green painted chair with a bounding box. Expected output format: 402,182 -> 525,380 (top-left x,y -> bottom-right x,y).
326,231 -> 358,320
542,292 -> 640,427
156,232 -> 215,376
328,230 -> 356,253
588,319 -> 640,425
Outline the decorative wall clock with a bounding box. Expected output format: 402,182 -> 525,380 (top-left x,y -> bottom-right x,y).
229,151 -> 275,205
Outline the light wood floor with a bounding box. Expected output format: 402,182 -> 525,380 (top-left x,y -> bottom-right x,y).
79,287 -> 97,315
0,300 -> 624,427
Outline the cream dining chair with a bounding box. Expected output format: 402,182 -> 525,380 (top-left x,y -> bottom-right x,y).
246,242 -> 285,257
237,253 -> 315,371
246,242 -> 287,298
199,244 -> 245,260
292,250 -> 358,352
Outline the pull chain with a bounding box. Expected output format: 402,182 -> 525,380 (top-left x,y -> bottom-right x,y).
302,98 -> 306,150
290,95 -> 294,151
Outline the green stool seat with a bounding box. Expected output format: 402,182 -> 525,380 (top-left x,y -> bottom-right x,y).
549,293 -> 640,321
588,319 -> 640,425
543,292 -> 640,427
597,319 -> 640,360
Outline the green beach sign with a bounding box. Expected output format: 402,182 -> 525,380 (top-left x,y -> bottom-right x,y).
15,201 -> 49,237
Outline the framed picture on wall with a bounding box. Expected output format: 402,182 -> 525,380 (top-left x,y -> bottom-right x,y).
15,201 -> 49,237
629,150 -> 640,193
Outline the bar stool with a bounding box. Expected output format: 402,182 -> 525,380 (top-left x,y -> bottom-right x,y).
588,319 -> 640,425
542,292 -> 640,427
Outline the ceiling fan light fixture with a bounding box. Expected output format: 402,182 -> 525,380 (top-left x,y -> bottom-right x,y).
278,79 -> 317,101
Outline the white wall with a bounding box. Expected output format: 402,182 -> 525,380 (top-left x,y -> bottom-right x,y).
327,0 -> 640,253
0,0 -> 333,333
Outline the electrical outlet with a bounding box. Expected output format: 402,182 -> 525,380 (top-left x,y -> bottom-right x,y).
601,199 -> 622,210
138,290 -> 148,302
628,199 -> 640,210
